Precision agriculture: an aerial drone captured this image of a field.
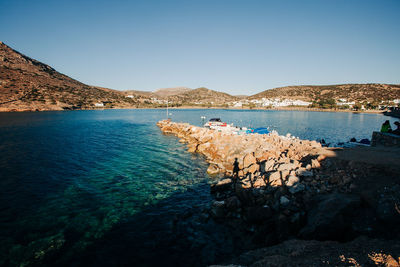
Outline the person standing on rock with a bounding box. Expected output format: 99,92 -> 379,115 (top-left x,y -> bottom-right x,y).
233,158 -> 240,182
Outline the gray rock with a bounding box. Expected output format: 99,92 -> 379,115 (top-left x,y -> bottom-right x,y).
280,196 -> 290,205
296,169 -> 313,177
289,183 -> 305,194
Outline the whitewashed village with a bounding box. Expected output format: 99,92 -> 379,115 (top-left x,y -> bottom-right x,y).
123,94 -> 400,110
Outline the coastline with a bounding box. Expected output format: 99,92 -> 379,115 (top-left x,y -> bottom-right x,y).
0,105 -> 387,115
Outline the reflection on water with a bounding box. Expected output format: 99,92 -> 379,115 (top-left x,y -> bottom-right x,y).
0,109 -> 393,266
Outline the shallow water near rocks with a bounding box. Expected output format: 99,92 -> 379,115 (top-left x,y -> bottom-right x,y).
0,109 -> 394,266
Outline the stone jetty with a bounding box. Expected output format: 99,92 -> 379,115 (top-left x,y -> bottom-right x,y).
157,120 -> 400,266
157,119 -> 325,177
156,119 -> 359,221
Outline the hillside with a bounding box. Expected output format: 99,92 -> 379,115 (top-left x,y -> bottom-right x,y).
152,87 -> 192,98
167,87 -> 239,105
250,84 -> 400,103
0,42 -> 138,111
1,41 -> 399,112
122,89 -> 152,97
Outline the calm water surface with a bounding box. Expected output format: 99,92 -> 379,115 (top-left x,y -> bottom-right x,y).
0,109 -> 394,266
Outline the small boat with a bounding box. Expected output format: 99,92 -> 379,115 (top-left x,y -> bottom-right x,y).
203,118 -> 271,135
204,118 -> 227,128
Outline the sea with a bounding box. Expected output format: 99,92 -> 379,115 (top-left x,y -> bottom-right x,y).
0,109 -> 396,266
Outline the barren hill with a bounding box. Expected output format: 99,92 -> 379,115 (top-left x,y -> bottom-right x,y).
2,41 -> 399,111
122,90 -> 152,97
0,42 -> 137,111
153,87 -> 192,98
250,84 -> 400,102
167,87 -> 238,105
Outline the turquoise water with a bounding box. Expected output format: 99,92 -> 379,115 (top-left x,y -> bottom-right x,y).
0,109 -> 394,266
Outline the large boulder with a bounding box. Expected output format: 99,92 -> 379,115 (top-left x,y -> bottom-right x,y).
286,175 -> 300,187
264,159 -> 275,171
207,164 -> 220,175
277,163 -> 297,171
299,193 -> 361,240
296,168 -> 313,177
243,153 -> 257,168
244,164 -> 259,174
210,200 -> 226,218
253,177 -> 267,188
268,171 -> 282,187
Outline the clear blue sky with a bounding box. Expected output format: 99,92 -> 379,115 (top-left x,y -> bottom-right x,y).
1,0 -> 399,95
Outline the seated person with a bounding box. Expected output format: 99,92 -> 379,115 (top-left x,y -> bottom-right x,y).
380,120 -> 392,133
393,121 -> 400,135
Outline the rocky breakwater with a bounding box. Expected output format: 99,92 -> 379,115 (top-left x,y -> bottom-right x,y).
157,120 -> 400,264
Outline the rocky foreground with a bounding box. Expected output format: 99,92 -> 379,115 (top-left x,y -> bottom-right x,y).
157,120 -> 400,266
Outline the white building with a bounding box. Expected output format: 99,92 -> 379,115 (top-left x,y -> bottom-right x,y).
95,103 -> 104,107
336,99 -> 355,107
150,98 -> 168,104
256,98 -> 311,107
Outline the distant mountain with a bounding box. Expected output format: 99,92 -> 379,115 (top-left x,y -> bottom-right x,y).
166,87 -> 239,105
234,95 -> 248,99
153,87 -> 192,98
0,41 -> 138,111
250,84 -> 400,102
122,90 -> 152,97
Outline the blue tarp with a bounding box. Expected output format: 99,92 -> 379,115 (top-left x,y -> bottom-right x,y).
253,127 -> 269,134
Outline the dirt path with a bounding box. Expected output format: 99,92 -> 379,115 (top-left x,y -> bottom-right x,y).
322,146 -> 400,169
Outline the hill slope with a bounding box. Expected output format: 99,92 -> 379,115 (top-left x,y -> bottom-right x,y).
153,87 -> 192,98
0,42 -> 137,111
167,87 -> 238,105
250,84 -> 400,103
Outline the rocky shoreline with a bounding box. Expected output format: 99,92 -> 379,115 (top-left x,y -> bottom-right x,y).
157,120 -> 400,266
0,106 -> 386,115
